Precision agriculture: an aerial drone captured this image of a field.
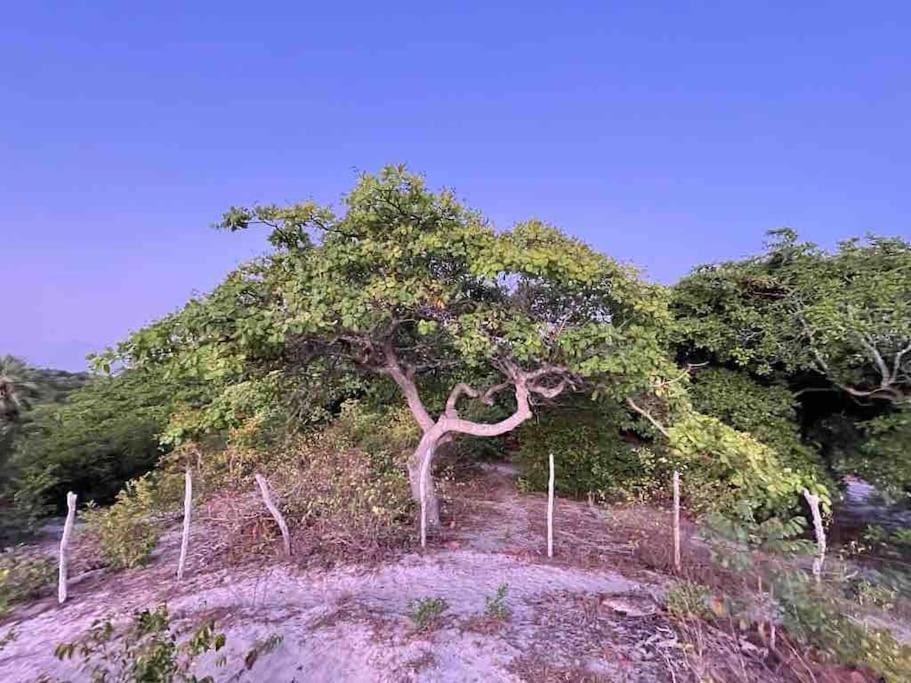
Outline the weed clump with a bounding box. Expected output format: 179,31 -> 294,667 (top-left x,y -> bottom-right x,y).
408,596 -> 449,632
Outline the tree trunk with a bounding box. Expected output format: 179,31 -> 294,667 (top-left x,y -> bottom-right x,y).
408,430 -> 442,534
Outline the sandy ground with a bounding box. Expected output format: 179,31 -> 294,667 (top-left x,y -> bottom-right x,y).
0,467 -> 697,681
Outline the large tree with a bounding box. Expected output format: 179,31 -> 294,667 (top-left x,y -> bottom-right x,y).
673,229 -> 911,493
103,167 -> 675,528
674,229 -> 911,404
0,355 -> 38,432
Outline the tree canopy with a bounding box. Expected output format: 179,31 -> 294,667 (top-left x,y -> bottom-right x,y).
673,229 -> 911,496
102,166 -> 679,526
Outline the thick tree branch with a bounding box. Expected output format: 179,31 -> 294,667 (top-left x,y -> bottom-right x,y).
442,381 -> 534,437
444,379 -> 515,417
380,342 -> 435,433
856,332 -> 891,388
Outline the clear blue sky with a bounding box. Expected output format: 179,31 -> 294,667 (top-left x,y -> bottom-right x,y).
3,2 -> 909,371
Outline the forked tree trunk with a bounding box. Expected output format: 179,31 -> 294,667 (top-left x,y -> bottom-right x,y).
384,354 -> 565,544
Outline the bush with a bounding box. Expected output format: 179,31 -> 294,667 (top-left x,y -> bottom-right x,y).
516,403 -> 666,502
53,605 -> 226,683
270,404 -> 415,554
82,476 -> 163,570
200,401 -> 416,562
484,583 -> 512,621
665,581 -> 714,621
408,596 -> 448,631
688,368 -> 828,485
698,509 -> 911,682
0,547 -> 55,615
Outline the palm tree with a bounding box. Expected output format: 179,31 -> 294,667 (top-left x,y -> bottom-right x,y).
0,355 -> 38,430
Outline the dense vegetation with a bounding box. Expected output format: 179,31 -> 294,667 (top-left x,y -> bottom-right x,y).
2,169 -> 908,544
3,168 -> 909,680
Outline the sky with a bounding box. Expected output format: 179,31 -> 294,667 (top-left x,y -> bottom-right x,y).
2,2 -> 909,371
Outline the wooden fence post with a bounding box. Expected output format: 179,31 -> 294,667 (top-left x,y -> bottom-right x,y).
547,453 -> 555,558
177,466 -> 192,580
255,473 -> 291,557
58,492 -> 77,604
803,488 -> 826,583
673,470 -> 681,572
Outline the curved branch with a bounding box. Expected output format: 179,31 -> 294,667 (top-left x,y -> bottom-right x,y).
445,383 -> 480,417
442,382 -> 534,437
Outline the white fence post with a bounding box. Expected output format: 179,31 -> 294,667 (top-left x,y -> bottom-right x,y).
803,489 -> 826,583
177,466 -> 193,580
255,473 -> 291,557
547,453 -> 555,558
58,492 -> 77,604
673,470 -> 681,572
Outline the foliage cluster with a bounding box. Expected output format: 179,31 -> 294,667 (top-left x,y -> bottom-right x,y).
81,474 -> 175,570
688,368 -> 827,483
685,508 -> 911,682
408,596 -> 449,631
516,404 -> 667,502
673,230 -> 911,497
0,547 -> 55,616
52,605 -> 226,683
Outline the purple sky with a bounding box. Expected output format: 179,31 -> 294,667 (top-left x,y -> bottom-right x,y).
3,2 -> 909,371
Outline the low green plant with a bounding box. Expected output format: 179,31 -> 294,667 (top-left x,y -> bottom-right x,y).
776,573 -> 911,682
665,581 -> 713,621
0,547 -> 55,615
699,509 -> 911,682
484,583 -> 512,621
82,476 -> 162,570
53,605 -> 225,683
408,596 -> 449,631
848,577 -> 897,610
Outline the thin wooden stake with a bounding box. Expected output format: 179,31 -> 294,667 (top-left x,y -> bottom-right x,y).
58,492 -> 77,604
177,466 -> 192,581
803,488 -> 826,583
673,470 -> 681,572
255,473 -> 291,557
547,452 -> 555,558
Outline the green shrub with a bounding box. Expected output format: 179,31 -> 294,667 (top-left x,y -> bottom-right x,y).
0,547 -> 55,615
408,596 -> 448,631
699,510 -> 911,682
199,401 -> 416,560
665,581 -> 714,620
83,476 -> 162,570
53,605 -> 226,683
688,368 -> 827,485
484,583 -> 512,621
516,404 -> 665,501
776,574 -> 911,682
